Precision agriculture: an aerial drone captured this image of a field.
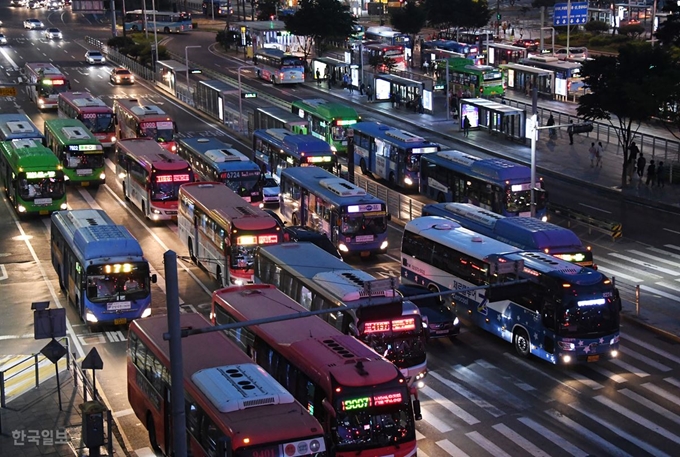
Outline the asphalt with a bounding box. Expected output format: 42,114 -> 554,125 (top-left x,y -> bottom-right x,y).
2,20 -> 680,457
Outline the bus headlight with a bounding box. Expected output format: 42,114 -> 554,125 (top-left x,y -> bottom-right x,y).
141,308 -> 152,318
118,172 -> 127,179
99,172 -> 106,180
63,175 -> 70,181
404,177 -> 413,186
171,145 -> 177,152
60,203 -> 68,210
562,354 -> 573,364
380,240 -> 388,250
111,136 -> 116,142
338,243 -> 349,253
18,205 -> 27,213
85,311 -> 98,323
610,349 -> 619,358
541,215 -> 548,222
234,278 -> 244,286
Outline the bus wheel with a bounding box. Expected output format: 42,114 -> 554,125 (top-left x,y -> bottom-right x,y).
123,183 -> 129,201
188,239 -> 196,263
146,413 -> 161,453
360,159 -> 368,175
216,266 -> 223,287
57,271 -> 65,292
164,27 -> 170,33
514,329 -> 531,358
131,25 -> 138,31
388,172 -> 396,187
437,192 -> 445,203
292,214 -> 300,226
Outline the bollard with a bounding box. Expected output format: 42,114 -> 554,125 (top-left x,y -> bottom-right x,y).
636,285 -> 640,316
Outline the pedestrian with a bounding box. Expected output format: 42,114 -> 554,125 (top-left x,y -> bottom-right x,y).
422,60 -> 430,75
629,141 -> 640,169
589,142 -> 597,167
595,141 -> 603,168
315,68 -> 320,85
646,160 -> 656,186
567,120 -> 574,145
330,73 -> 336,89
546,113 -> 555,139
348,79 -> 354,94
366,85 -> 373,102
636,153 -> 646,181
656,161 -> 665,187
463,115 -> 471,137
359,81 -> 365,95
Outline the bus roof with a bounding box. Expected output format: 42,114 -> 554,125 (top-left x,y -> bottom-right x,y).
45,119 -> 101,144
117,139 -> 188,172
282,167 -> 387,205
255,129 -> 333,155
352,122 -> 439,148
1,140 -> 61,170
114,99 -> 170,119
59,92 -> 111,111
178,137 -> 253,164
256,106 -> 308,126
425,150 -> 531,183
25,62 -> 62,76
507,251 -> 604,285
51,209 -> 144,261
405,216 -> 524,259
0,113 -> 44,141
212,284 -> 402,388
130,313 -> 326,448
291,99 -> 359,120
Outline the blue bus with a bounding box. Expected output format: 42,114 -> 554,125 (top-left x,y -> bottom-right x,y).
352,121 -> 440,189
279,167 -> 390,257
419,149 -> 548,219
252,128 -> 336,179
401,216 -> 621,364
177,137 -> 263,205
50,209 -> 157,325
422,203 -> 594,267
0,113 -> 45,143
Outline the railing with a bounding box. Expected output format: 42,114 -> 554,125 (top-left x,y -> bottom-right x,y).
550,202 -> 623,241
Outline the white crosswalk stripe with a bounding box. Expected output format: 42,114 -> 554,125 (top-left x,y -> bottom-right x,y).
595,265 -> 644,283
608,253 -> 680,275
647,246 -> 680,261
427,371 -> 504,418
621,346 -> 672,372
420,405 -> 453,433
610,357 -> 651,377
664,244 -> 680,252
665,377 -> 680,388
435,439 -> 469,457
590,365 -> 627,384
624,334 -> 680,364
561,369 -> 604,390
492,423 -> 551,457
627,250 -> 680,268
620,387 -> 680,426
449,364 -> 531,410
419,385 -> 480,425
641,382 -> 680,412
466,431 -> 512,457
639,284 -> 680,302
517,417 -> 588,457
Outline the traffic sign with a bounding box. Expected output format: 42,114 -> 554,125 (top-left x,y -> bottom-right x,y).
553,2 -> 589,26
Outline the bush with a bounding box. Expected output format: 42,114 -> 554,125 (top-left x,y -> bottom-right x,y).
107,36 -> 135,52
618,24 -> 645,38
584,20 -> 610,35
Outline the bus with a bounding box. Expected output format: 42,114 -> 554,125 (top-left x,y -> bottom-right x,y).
0,139 -> 67,216
422,202 -> 594,268
401,216 -> 621,364
362,43 -> 406,71
290,99 -> 360,154
279,167 -> 389,257
24,62 -> 71,110
202,0 -> 232,16
519,55 -> 584,96
178,182 -> 283,286
419,150 -> 548,219
51,209 -> 156,325
128,313 -> 328,457
123,9 -> 192,33
352,121 -> 440,189
254,242 -> 427,386
365,26 -> 410,47
0,113 -> 44,143
113,99 -> 178,153
254,48 -> 305,85
422,40 -> 478,59
211,284 -> 420,457
434,57 -> 504,97
177,137 -> 263,205
57,92 -> 116,148
486,42 -> 528,66
43,119 -> 106,186
252,129 -> 336,178
114,138 -> 194,220
252,106 -> 308,133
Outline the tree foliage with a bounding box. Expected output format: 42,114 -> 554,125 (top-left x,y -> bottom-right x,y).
577,43 -> 678,187
424,0 -> 492,30
256,0 -> 279,21
390,1 -> 427,67
583,20 -> 610,34
618,23 -> 645,38
284,0 -> 356,57
655,4 -> 680,47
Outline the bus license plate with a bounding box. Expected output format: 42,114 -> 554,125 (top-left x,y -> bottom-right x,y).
587,355 -> 600,362
114,318 -> 127,326
360,251 -> 371,257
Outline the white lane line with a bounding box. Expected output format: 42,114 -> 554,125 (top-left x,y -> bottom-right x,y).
465,431 -> 512,457
428,371 -> 505,418
663,228 -> 680,235
665,244 -> 680,252
643,382 -> 680,409
610,358 -> 650,377
608,253 -> 679,276
503,353 -> 581,396
595,395 -> 680,445
579,203 -> 611,214
654,281 -> 680,293
594,266 -> 644,283
517,417 -> 588,457
622,346 -> 672,372
493,423 -> 551,457
624,334 -> 680,365
435,440 -> 469,457
112,408 -> 134,418
561,370 -> 604,390
665,377 -> 680,389
627,386 -> 680,425
599,259 -> 664,279
639,285 -> 680,303
419,405 -> 452,433
628,250 -> 680,268
419,385 -> 480,425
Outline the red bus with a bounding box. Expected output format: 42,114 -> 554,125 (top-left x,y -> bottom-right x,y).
178,182 -> 282,286
362,43 -> 405,71
212,284 -> 420,457
112,98 -> 178,153
114,138 -> 193,220
58,91 -> 116,148
24,62 -> 71,110
128,313 -> 328,457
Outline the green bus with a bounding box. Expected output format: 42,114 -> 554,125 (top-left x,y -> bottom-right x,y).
290,99 -> 360,155
0,138 -> 67,216
435,57 -> 505,98
44,119 -> 105,186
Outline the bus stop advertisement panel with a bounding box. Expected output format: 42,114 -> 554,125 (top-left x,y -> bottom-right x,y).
459,98 -> 526,142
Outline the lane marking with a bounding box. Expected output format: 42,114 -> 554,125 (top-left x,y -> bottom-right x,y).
492,423 -> 551,457
628,249 -> 680,268
624,334 -> 680,364
639,284 -> 680,303
610,358 -> 650,378
517,417 -> 588,457
594,266 -> 643,283
578,203 -> 611,214
608,253 -> 679,276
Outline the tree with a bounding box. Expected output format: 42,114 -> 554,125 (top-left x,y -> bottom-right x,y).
583,20 -> 610,35
390,1 -> 427,67
285,0 -> 356,58
424,0 -> 492,31
256,0 -> 278,21
654,4 -> 680,47
577,43 -> 678,187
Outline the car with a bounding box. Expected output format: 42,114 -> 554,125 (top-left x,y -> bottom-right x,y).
397,284 -> 460,341
513,38 -> 540,52
554,47 -> 588,61
23,19 -> 45,29
85,50 -> 105,64
27,0 -> 39,8
110,67 -> 134,84
44,28 -> 62,40
0,34 -> 7,46
283,226 -> 343,259
259,173 -> 280,205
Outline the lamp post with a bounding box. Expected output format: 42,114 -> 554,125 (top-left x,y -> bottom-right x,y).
185,45 -> 202,91
238,65 -> 257,133
151,0 -> 159,68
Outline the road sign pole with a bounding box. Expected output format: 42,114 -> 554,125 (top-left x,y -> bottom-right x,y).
566,0 -> 571,60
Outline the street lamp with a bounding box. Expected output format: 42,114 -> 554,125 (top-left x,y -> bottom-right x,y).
238,65 -> 257,133
185,45 -> 201,91
151,0 -> 159,68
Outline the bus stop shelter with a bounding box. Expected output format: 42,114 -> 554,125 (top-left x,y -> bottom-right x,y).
311,57 -> 358,88
194,80 -> 239,125
156,60 -> 188,95
500,63 -> 554,100
372,73 -> 433,114
459,98 -> 526,143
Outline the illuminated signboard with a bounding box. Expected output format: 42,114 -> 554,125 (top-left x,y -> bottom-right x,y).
347,204 -> 384,214
363,321 -> 391,334
140,122 -> 157,129
26,171 -> 57,179
555,253 -> 586,263
156,174 -> 191,183
157,121 -> 173,130
391,318 -> 416,332
103,263 -> 133,274
42,79 -> 66,86
363,318 -> 416,334
341,392 -> 403,411
335,119 -> 357,126
412,147 -> 439,154
236,234 -> 280,246
68,144 -> 103,152
578,298 -> 605,307
306,156 -> 333,163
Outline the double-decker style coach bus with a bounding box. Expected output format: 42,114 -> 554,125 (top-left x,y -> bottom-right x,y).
58,92 -> 116,148
113,99 -> 178,153
254,242 -> 427,386
401,216 -> 621,364
51,209 -> 156,325
212,284 -> 420,457
290,99 -> 359,154
115,138 -> 193,220
0,113 -> 45,143
43,118 -> 106,186
178,137 -> 263,204
279,167 -> 390,257
24,62 -> 70,110
0,139 -> 67,216
178,182 -> 283,286
128,313 -> 327,457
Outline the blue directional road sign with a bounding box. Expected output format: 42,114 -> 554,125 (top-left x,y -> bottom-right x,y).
553,2 -> 589,26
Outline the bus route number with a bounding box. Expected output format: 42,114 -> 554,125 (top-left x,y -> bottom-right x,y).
0,86 -> 17,97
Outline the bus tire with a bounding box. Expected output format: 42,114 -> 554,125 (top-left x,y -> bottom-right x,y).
360,159 -> 368,175
188,239 -> 196,263
146,413 -> 161,453
292,214 -> 300,226
437,192 -> 445,203
388,172 -> 396,187
164,27 -> 170,34
514,328 -> 531,358
123,182 -> 129,201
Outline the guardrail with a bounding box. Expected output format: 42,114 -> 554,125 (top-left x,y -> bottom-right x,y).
549,202 -> 622,241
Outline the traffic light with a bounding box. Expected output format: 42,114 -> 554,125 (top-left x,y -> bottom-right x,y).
497,13 -> 501,20
571,122 -> 594,134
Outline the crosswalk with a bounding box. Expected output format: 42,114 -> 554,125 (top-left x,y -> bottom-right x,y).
413,333 -> 680,457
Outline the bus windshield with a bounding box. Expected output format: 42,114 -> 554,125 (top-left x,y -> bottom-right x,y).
82,114 -> 114,134
406,153 -> 421,172
141,122 -> 174,143
38,81 -> 70,97
341,213 -> 386,236
65,151 -> 104,170
225,174 -> 260,197
86,263 -> 151,302
558,290 -> 620,337
281,56 -> 304,67
19,176 -> 65,200
506,187 -> 546,213
331,125 -> 349,142
151,178 -> 183,201
361,320 -> 426,369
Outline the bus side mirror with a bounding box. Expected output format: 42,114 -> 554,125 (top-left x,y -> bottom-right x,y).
322,398 -> 336,417
150,274 -> 158,284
